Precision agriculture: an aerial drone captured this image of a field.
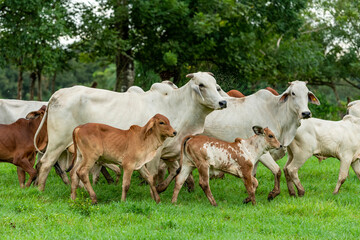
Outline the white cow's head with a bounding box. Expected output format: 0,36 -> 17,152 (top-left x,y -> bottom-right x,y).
186,72 -> 227,110
279,81 -> 320,119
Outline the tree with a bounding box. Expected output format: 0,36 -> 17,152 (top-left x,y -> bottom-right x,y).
0,0 -> 76,100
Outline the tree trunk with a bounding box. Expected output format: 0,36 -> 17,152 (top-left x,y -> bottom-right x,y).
37,68 -> 42,101
115,52 -> 134,92
17,67 -> 23,100
113,0 -> 134,92
30,72 -> 36,100
51,72 -> 57,94
329,82 -> 343,118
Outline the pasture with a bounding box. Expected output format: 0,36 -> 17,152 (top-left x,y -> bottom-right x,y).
1,156 -> 360,239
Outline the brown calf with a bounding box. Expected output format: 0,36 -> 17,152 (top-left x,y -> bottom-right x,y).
68,114 -> 177,204
0,106 -> 47,188
172,126 -> 281,206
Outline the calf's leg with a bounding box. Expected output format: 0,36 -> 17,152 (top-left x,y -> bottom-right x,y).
16,167 -> 26,188
285,152 -> 310,197
198,164 -> 217,206
333,158 -> 352,194
242,173 -> 256,205
171,165 -> 195,204
121,167 -> 135,202
76,157 -> 97,204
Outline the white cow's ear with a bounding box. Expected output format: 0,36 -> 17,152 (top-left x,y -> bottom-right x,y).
279,92 -> 289,103
308,92 -> 320,105
186,73 -> 194,78
192,84 -> 204,101
252,126 -> 264,135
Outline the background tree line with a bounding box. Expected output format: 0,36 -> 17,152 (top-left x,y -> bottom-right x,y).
0,0 -> 359,119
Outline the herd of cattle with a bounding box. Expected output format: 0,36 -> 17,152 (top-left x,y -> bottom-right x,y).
1,71 -> 360,206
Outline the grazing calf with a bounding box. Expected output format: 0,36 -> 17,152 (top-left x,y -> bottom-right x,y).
284,115 -> 360,197
0,106 -> 47,187
68,114 -> 177,204
172,126 -> 281,206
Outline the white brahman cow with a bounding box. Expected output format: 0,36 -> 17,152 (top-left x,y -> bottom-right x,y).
203,81 -> 320,200
0,99 -> 47,124
34,72 -> 227,195
284,115 -> 360,196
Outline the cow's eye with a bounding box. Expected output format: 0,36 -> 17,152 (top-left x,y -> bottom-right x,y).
199,84 -> 205,88
159,122 -> 165,125
292,92 -> 295,96
269,134 -> 274,138
217,87 -> 221,91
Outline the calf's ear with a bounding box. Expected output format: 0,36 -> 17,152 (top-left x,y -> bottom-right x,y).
252,126 -> 264,135
144,120 -> 155,139
279,92 -> 289,103
308,91 -> 320,105
26,111 -> 41,119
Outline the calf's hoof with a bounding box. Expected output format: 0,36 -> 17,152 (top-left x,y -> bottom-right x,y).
267,190 -> 280,201
243,197 -> 251,204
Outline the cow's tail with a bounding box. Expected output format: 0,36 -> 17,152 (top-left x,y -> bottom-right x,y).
34,106 -> 48,154
178,135 -> 192,174
66,128 -> 78,172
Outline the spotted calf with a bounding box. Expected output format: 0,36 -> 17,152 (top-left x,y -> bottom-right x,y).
172,126 -> 281,206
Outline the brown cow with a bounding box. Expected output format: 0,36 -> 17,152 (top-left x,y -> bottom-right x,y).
0,105 -> 47,188
227,87 -> 279,98
68,114 -> 177,204
172,126 -> 281,206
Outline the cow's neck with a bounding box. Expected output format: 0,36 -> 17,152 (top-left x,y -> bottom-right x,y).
272,98 -> 301,146
166,83 -> 212,137
241,135 -> 268,164
160,83 -> 213,158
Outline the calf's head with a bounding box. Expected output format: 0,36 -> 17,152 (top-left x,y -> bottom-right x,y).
186,72 -> 227,110
252,126 -> 282,150
279,81 -> 320,119
145,114 -> 177,141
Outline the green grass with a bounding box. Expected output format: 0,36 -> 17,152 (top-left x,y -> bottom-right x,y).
1,156 -> 360,239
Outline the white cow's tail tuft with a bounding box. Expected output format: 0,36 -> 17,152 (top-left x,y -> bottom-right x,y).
34,105 -> 48,154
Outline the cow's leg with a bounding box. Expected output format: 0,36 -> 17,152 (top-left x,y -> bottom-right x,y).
184,172 -> 195,192
36,146 -> 66,191
90,164 -> 102,185
283,147 -> 297,197
172,165 -> 195,204
104,164 -> 121,185
252,161 -> 259,177
53,151 -> 71,185
285,152 -> 311,197
350,160 -> 360,181
156,158 -> 180,193
333,157 -> 352,194
258,152 -> 281,200
16,167 -> 26,188
138,166 -> 160,203
101,166 -> 115,184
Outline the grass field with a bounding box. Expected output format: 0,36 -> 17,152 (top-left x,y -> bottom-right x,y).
1,156 -> 360,239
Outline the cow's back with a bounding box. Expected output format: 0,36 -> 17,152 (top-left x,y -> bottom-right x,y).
0,99 -> 47,124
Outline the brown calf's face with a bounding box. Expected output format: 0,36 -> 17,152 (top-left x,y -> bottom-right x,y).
263,127 -> 282,149
151,114 -> 177,140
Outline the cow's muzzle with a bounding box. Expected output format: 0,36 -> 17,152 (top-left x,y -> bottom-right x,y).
219,100 -> 227,109
301,111 -> 311,119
